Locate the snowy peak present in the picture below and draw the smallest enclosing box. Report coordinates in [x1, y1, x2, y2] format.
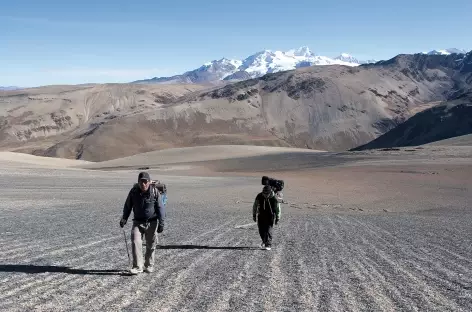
[286, 46, 315, 58]
[334, 53, 360, 64]
[425, 48, 467, 55]
[241, 50, 276, 70]
[238, 47, 361, 78]
[133, 57, 243, 84]
[133, 46, 368, 84]
[174, 57, 243, 82]
[359, 59, 378, 64]
[203, 58, 242, 69]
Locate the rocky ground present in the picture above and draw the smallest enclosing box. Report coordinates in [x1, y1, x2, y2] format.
[0, 147, 471, 311]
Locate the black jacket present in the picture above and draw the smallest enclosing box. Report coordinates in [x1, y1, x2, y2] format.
[252, 192, 281, 224]
[122, 183, 165, 225]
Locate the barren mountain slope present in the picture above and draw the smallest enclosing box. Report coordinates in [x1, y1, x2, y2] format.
[1, 52, 471, 161]
[0, 83, 207, 158]
[351, 91, 472, 150]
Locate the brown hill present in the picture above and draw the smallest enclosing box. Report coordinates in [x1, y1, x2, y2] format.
[0, 52, 471, 161]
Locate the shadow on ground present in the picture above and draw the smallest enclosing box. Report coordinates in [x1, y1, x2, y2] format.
[0, 264, 130, 276]
[157, 244, 260, 250]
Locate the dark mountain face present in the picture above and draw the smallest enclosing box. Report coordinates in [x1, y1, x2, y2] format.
[371, 53, 464, 69]
[351, 92, 472, 150]
[350, 52, 472, 150]
[458, 51, 472, 84]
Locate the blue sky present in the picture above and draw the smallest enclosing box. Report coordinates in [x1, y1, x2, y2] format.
[2, 0, 471, 87]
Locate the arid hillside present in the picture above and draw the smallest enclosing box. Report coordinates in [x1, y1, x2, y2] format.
[0, 52, 471, 161]
[352, 91, 472, 150]
[0, 83, 208, 160]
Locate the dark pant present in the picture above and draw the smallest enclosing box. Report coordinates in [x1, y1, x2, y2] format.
[258, 219, 273, 247]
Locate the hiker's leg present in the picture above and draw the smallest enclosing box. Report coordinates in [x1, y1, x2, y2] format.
[266, 223, 273, 247]
[144, 220, 158, 268]
[259, 219, 269, 246]
[131, 222, 144, 269]
[257, 219, 265, 242]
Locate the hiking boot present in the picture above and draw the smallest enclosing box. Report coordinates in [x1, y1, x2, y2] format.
[144, 266, 154, 273]
[129, 267, 143, 275]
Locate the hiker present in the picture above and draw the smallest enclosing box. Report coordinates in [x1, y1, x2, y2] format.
[120, 171, 165, 274]
[252, 185, 281, 250]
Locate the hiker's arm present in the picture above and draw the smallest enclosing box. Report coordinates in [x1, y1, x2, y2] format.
[122, 190, 133, 220]
[275, 201, 281, 220]
[252, 197, 259, 221]
[155, 194, 165, 227]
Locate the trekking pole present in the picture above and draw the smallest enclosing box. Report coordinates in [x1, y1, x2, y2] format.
[122, 229, 131, 268]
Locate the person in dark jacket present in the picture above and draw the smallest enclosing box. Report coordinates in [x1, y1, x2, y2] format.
[120, 172, 165, 274]
[252, 185, 281, 250]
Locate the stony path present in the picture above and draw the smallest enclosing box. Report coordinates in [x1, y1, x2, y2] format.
[0, 168, 471, 311]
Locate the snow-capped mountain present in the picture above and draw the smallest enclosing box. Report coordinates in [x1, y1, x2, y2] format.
[237, 47, 360, 79]
[334, 53, 380, 65]
[133, 58, 242, 84]
[424, 48, 467, 55]
[334, 53, 360, 64]
[133, 46, 469, 85]
[133, 46, 364, 84]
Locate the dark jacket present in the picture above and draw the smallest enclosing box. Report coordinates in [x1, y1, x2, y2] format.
[122, 183, 165, 225]
[252, 191, 281, 224]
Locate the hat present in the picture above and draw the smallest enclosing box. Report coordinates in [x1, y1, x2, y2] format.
[138, 171, 151, 181]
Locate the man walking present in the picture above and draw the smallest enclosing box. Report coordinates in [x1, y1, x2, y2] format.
[253, 185, 281, 250]
[120, 172, 165, 274]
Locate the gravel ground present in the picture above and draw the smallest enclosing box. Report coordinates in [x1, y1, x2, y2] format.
[0, 166, 471, 311]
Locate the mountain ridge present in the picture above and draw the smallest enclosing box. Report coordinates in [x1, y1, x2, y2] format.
[1, 51, 471, 161]
[132, 46, 370, 85]
[132, 46, 467, 85]
[351, 93, 472, 150]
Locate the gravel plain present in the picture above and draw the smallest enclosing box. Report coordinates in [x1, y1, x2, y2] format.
[0, 150, 471, 311]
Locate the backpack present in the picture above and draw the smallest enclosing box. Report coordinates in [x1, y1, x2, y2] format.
[150, 180, 168, 207]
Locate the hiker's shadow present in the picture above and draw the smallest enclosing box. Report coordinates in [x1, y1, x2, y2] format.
[0, 264, 130, 276]
[157, 244, 260, 250]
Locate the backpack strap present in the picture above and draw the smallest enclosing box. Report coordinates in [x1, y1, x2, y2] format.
[150, 184, 159, 200]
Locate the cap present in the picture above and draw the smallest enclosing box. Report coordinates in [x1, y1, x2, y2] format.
[138, 171, 151, 181]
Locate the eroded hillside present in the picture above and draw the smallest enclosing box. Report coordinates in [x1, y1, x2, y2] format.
[0, 52, 471, 161]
